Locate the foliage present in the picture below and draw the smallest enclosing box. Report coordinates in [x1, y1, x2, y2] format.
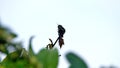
[66, 52, 88, 68]
[0, 24, 88, 68]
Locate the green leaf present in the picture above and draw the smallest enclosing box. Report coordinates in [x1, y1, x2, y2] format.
[28, 36, 35, 56]
[1, 48, 29, 68]
[36, 48, 59, 68]
[1, 58, 28, 68]
[66, 52, 88, 68]
[2, 48, 29, 62]
[0, 25, 17, 42]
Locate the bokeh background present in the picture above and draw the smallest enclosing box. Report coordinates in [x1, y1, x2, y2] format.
[0, 0, 120, 68]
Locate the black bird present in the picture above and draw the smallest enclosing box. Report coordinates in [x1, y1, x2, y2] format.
[52, 25, 66, 48]
[58, 25, 65, 38]
[58, 25, 65, 48]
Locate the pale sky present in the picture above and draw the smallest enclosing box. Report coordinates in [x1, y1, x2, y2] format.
[0, 0, 120, 68]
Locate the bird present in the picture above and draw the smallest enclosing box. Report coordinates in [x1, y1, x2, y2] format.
[58, 25, 65, 38]
[58, 25, 66, 48]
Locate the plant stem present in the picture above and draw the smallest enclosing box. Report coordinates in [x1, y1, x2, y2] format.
[52, 37, 59, 47]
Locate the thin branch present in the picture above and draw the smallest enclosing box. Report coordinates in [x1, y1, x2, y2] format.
[52, 37, 59, 48]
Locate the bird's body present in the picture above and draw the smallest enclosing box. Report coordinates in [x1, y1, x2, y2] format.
[58, 25, 65, 48]
[58, 25, 65, 38]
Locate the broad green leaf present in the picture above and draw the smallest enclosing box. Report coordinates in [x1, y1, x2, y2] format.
[36, 48, 59, 68]
[66, 52, 88, 68]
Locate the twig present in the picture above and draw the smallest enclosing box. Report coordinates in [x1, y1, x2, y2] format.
[52, 37, 59, 48]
